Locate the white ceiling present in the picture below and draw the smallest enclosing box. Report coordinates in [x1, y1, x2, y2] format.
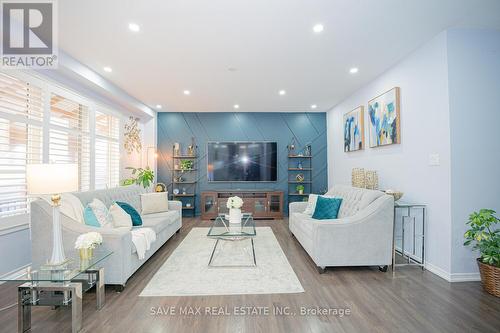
[58, 0, 500, 113]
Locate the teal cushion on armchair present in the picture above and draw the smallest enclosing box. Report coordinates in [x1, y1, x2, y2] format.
[116, 201, 143, 226]
[312, 196, 343, 220]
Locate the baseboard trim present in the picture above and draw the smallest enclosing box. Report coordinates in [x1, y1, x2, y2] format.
[449, 272, 481, 282]
[425, 262, 451, 281]
[423, 262, 481, 282]
[0, 264, 31, 285]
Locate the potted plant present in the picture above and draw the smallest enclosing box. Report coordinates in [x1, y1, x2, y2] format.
[296, 184, 305, 195]
[123, 166, 155, 188]
[180, 160, 194, 171]
[464, 209, 500, 297]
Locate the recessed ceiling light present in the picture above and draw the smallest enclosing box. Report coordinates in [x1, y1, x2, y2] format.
[128, 23, 140, 32]
[349, 67, 359, 74]
[103, 66, 112, 73]
[233, 104, 240, 109]
[183, 90, 191, 95]
[313, 24, 324, 33]
[155, 104, 162, 109]
[279, 90, 286, 96]
[310, 104, 317, 109]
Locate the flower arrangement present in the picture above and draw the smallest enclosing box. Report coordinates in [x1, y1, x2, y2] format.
[75, 232, 103, 250]
[226, 196, 243, 209]
[296, 184, 305, 194]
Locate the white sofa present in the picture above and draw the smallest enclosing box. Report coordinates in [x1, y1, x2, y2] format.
[289, 185, 394, 273]
[31, 185, 182, 288]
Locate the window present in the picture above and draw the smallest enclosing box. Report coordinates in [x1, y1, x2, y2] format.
[49, 93, 91, 191]
[0, 71, 124, 221]
[0, 73, 43, 217]
[94, 110, 120, 189]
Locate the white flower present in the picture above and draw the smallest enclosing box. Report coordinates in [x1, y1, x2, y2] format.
[226, 196, 243, 209]
[74, 232, 103, 249]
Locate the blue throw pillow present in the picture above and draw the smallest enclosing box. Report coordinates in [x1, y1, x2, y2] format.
[84, 206, 101, 227]
[312, 196, 343, 220]
[116, 201, 142, 226]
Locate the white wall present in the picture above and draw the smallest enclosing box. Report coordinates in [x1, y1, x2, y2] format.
[327, 32, 453, 276]
[447, 29, 500, 275]
[121, 116, 157, 182]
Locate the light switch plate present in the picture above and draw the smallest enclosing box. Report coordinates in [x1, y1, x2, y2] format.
[429, 153, 440, 166]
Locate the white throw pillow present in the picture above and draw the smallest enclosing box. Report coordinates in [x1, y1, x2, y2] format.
[88, 198, 112, 228]
[140, 192, 169, 215]
[109, 203, 132, 230]
[304, 194, 319, 215]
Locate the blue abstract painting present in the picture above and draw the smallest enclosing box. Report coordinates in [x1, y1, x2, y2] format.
[343, 106, 364, 152]
[368, 87, 400, 147]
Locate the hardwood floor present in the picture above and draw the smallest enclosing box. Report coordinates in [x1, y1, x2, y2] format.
[1, 217, 499, 333]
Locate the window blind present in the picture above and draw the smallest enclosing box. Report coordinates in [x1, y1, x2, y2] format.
[94, 110, 120, 189]
[49, 93, 90, 191]
[0, 73, 43, 217]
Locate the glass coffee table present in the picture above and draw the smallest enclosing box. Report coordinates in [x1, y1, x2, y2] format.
[207, 213, 257, 267]
[0, 249, 112, 333]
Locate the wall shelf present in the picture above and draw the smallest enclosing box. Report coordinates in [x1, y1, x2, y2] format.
[173, 156, 197, 159]
[288, 148, 313, 204]
[171, 145, 198, 217]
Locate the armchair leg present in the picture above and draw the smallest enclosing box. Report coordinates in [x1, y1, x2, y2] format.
[379, 265, 388, 272]
[317, 266, 326, 274]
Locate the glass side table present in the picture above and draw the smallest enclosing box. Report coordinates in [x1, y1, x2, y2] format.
[392, 202, 426, 274]
[0, 249, 112, 333]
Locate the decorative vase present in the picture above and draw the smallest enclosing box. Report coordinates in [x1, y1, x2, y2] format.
[298, 189, 304, 195]
[229, 208, 242, 224]
[79, 248, 93, 260]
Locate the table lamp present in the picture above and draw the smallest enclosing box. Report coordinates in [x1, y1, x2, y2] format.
[27, 163, 78, 266]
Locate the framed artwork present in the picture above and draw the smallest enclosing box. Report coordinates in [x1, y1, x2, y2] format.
[368, 87, 400, 147]
[343, 106, 364, 152]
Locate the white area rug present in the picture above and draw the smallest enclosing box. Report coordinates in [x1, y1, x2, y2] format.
[140, 227, 304, 296]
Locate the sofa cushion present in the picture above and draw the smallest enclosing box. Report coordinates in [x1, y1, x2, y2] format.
[141, 211, 179, 234]
[83, 206, 100, 227]
[88, 198, 112, 228]
[140, 192, 169, 215]
[116, 202, 143, 226]
[312, 197, 342, 220]
[325, 185, 383, 218]
[109, 203, 132, 230]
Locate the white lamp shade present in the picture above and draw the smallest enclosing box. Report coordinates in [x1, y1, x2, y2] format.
[27, 164, 79, 195]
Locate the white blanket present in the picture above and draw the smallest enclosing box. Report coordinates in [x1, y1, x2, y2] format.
[131, 227, 157, 260]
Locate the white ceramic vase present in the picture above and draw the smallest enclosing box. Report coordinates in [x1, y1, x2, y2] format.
[229, 208, 242, 224]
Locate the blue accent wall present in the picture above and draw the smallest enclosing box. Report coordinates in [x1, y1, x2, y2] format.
[157, 112, 328, 216]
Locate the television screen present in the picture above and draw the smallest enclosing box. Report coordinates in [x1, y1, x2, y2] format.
[207, 142, 277, 182]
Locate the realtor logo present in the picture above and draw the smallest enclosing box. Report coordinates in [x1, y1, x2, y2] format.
[1, 0, 58, 68]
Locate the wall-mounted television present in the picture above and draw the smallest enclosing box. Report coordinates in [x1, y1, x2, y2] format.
[207, 142, 277, 182]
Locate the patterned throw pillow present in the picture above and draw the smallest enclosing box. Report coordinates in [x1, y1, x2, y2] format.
[312, 196, 343, 220]
[88, 198, 112, 228]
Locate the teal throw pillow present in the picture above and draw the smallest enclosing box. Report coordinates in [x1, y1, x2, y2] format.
[84, 206, 101, 227]
[312, 196, 343, 220]
[116, 201, 142, 226]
